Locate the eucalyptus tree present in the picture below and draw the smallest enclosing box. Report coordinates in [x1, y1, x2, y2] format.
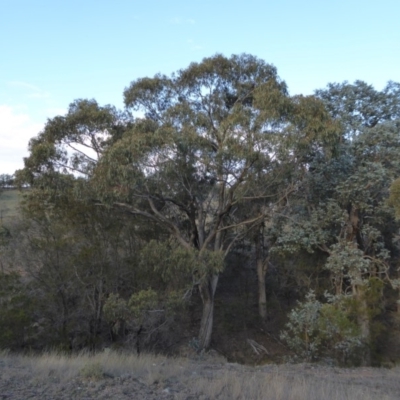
[315, 81, 400, 299]
[17, 99, 128, 186]
[276, 81, 400, 364]
[92, 54, 338, 348]
[315, 80, 400, 137]
[389, 174, 400, 221]
[7, 173, 140, 349]
[18, 54, 338, 350]
[14, 100, 141, 349]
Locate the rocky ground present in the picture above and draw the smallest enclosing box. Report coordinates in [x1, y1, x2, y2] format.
[1, 351, 400, 399]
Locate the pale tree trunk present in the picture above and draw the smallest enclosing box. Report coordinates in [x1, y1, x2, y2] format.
[353, 283, 371, 365]
[358, 299, 371, 365]
[255, 226, 268, 320]
[198, 274, 219, 350]
[347, 207, 371, 365]
[197, 230, 222, 350]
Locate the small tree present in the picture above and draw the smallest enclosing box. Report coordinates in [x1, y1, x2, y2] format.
[281, 291, 364, 365]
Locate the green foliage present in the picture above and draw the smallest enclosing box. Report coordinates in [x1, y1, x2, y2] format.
[139, 239, 224, 287]
[8, 53, 400, 361]
[0, 272, 34, 349]
[315, 80, 400, 137]
[281, 291, 363, 364]
[165, 290, 187, 313]
[325, 242, 371, 285]
[17, 99, 126, 183]
[198, 249, 225, 276]
[273, 200, 344, 255]
[388, 177, 400, 219]
[280, 291, 323, 361]
[3, 184, 144, 350]
[318, 302, 363, 364]
[281, 276, 386, 365]
[365, 277, 385, 319]
[128, 289, 158, 319]
[103, 289, 187, 338]
[139, 240, 195, 283]
[103, 293, 131, 323]
[273, 80, 400, 366]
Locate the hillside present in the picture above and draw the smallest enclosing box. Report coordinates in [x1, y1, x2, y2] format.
[0, 189, 23, 224]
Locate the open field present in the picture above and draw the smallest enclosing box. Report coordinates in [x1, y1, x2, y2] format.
[0, 189, 23, 224]
[1, 350, 399, 399]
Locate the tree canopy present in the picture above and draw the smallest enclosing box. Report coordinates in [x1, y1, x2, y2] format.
[4, 54, 400, 364]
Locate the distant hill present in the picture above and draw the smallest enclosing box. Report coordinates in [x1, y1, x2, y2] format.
[0, 189, 24, 225]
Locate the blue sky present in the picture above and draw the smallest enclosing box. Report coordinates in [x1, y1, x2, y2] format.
[1, 0, 399, 174]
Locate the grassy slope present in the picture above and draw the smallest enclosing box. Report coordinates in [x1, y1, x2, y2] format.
[0, 189, 23, 224]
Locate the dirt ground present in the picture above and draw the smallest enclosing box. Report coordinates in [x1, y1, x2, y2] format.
[1, 351, 400, 400]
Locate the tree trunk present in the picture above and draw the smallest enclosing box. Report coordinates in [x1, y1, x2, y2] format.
[358, 300, 371, 365]
[257, 258, 268, 320]
[359, 301, 371, 364]
[347, 206, 371, 365]
[255, 227, 268, 320]
[353, 284, 371, 365]
[397, 290, 400, 314]
[198, 274, 219, 350]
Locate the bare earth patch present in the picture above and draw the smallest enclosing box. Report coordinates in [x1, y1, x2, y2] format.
[1, 351, 399, 399]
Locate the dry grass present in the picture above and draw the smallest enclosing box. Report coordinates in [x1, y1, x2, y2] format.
[190, 370, 393, 400]
[0, 189, 22, 222]
[1, 349, 399, 399]
[2, 349, 187, 383]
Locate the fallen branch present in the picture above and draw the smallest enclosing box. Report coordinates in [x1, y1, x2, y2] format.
[247, 339, 269, 355]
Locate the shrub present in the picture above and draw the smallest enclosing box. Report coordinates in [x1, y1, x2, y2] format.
[0, 272, 34, 349]
[280, 291, 364, 364]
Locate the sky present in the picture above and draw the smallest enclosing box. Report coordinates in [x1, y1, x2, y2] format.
[1, 0, 399, 174]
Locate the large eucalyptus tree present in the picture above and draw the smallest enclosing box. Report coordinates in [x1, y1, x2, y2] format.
[19, 54, 338, 350]
[92, 54, 338, 348]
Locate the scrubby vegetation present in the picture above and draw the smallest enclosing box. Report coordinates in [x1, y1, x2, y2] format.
[1, 54, 400, 367]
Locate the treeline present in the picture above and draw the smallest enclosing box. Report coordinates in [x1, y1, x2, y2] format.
[0, 174, 15, 189]
[1, 54, 400, 366]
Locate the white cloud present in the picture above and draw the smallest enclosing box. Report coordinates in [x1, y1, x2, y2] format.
[0, 105, 43, 174]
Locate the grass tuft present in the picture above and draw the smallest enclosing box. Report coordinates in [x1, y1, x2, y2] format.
[79, 361, 104, 380]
